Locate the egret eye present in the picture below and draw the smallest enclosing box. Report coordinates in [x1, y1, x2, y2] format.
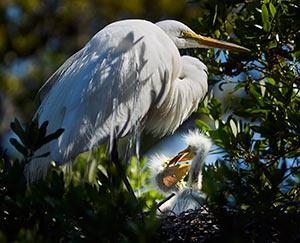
[180, 30, 189, 38]
[27, 19, 247, 201]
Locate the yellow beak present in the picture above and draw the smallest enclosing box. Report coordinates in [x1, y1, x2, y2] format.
[162, 163, 191, 188]
[163, 146, 193, 168]
[161, 145, 195, 187]
[181, 30, 250, 52]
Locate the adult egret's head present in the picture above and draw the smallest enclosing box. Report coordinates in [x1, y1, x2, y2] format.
[156, 20, 250, 52]
[27, 18, 247, 196]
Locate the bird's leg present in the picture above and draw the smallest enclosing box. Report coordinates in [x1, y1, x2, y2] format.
[110, 137, 138, 204]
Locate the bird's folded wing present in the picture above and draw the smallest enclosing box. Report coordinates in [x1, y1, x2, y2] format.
[35, 23, 173, 163]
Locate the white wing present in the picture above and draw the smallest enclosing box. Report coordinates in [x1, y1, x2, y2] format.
[36, 19, 182, 163]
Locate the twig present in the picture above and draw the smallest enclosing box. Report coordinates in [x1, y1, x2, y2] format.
[110, 137, 138, 204]
[156, 193, 176, 212]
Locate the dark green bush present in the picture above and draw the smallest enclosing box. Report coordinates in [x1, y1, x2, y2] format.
[1, 119, 160, 242]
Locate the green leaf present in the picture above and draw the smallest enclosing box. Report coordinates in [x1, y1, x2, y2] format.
[287, 110, 300, 128]
[233, 82, 247, 92]
[269, 2, 276, 18]
[9, 138, 27, 156]
[197, 107, 210, 115]
[28, 119, 40, 150]
[195, 119, 210, 132]
[210, 98, 223, 119]
[250, 85, 264, 107]
[268, 39, 277, 49]
[261, 4, 270, 32]
[39, 121, 49, 138]
[38, 128, 64, 149]
[0, 159, 4, 173]
[10, 118, 26, 146]
[266, 77, 275, 85]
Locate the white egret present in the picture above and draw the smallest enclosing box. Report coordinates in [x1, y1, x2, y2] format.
[26, 19, 249, 181]
[148, 130, 212, 215]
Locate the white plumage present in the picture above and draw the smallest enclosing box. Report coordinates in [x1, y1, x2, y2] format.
[148, 130, 212, 215]
[26, 19, 248, 181]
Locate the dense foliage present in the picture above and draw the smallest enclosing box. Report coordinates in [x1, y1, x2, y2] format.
[1, 0, 300, 242]
[1, 119, 161, 242]
[193, 0, 300, 241]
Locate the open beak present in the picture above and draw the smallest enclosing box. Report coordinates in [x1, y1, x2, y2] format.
[163, 146, 193, 168]
[161, 146, 195, 187]
[181, 30, 250, 52]
[162, 163, 191, 188]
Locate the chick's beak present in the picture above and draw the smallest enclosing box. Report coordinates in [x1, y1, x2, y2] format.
[162, 163, 191, 188]
[161, 145, 195, 188]
[181, 30, 250, 52]
[177, 146, 194, 162]
[163, 146, 193, 168]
